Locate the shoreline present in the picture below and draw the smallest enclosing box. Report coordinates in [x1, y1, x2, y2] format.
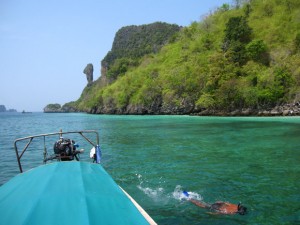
[191, 106, 300, 117]
[44, 104, 300, 117]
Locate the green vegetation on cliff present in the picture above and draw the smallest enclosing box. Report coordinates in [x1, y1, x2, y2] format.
[70, 0, 300, 115]
[102, 22, 181, 79]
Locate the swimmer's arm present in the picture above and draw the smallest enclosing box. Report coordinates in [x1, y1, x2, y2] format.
[189, 199, 210, 208]
[206, 211, 237, 215]
[206, 212, 221, 215]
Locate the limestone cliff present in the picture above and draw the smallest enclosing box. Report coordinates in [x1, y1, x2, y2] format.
[83, 63, 94, 85]
[101, 22, 181, 79]
[48, 1, 300, 116]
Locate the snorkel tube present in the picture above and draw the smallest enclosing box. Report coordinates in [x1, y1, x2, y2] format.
[183, 191, 189, 198]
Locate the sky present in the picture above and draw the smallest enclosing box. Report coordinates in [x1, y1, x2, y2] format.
[0, 0, 229, 112]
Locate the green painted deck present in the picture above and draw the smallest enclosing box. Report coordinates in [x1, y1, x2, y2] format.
[0, 162, 152, 225]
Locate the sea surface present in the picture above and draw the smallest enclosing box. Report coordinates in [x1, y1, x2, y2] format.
[0, 112, 299, 224]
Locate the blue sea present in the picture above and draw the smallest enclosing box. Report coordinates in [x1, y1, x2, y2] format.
[0, 112, 299, 224]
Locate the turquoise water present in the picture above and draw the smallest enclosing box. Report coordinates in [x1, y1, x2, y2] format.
[0, 113, 299, 224]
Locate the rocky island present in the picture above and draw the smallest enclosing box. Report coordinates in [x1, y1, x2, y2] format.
[0, 105, 17, 113]
[45, 1, 300, 116]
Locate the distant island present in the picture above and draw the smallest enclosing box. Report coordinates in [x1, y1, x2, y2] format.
[43, 103, 77, 113]
[0, 105, 17, 113]
[44, 104, 64, 113]
[45, 0, 300, 116]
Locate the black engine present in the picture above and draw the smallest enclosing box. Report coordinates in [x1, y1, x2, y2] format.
[53, 138, 76, 160]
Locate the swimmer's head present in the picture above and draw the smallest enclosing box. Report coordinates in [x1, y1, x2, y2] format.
[237, 203, 247, 215]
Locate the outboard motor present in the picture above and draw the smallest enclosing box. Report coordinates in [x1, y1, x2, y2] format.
[53, 137, 77, 161]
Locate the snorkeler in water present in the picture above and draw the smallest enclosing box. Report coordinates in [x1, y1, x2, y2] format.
[183, 191, 247, 215]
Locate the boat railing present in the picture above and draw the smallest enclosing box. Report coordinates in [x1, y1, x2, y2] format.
[14, 130, 100, 173]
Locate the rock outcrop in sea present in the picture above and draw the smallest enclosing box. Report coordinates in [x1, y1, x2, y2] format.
[44, 103, 78, 113]
[0, 105, 17, 112]
[0, 105, 6, 112]
[83, 64, 93, 86]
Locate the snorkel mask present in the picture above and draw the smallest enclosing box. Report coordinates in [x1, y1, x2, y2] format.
[237, 203, 247, 215]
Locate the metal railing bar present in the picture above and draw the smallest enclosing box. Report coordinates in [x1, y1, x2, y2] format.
[14, 130, 100, 173]
[19, 137, 33, 160]
[79, 132, 96, 147]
